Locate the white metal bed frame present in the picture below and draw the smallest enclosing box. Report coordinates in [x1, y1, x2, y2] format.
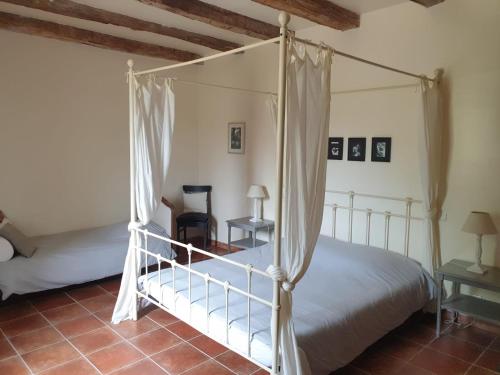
[126, 12, 435, 374]
[128, 189, 424, 373]
[325, 190, 423, 256]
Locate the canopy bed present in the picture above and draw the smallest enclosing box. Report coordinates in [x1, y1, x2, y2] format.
[0, 199, 175, 300]
[112, 12, 444, 375]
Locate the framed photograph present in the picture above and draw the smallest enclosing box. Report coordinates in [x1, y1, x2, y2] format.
[371, 137, 392, 162]
[328, 137, 344, 160]
[347, 138, 366, 161]
[228, 122, 245, 154]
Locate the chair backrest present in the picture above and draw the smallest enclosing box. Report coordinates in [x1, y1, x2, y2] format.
[182, 185, 212, 214]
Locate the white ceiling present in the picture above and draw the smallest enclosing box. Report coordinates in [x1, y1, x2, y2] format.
[0, 0, 408, 57]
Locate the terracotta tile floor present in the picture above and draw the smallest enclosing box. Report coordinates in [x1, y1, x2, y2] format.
[1, 282, 498, 375]
[0, 280, 264, 375]
[332, 315, 500, 375]
[0, 240, 498, 375]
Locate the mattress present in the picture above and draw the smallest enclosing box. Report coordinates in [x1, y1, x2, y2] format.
[139, 235, 436, 374]
[0, 221, 174, 300]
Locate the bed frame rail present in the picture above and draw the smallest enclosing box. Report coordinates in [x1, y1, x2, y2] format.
[132, 227, 274, 372]
[324, 190, 423, 257]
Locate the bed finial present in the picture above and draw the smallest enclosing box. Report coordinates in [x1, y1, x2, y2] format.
[127, 59, 134, 70]
[278, 11, 290, 27]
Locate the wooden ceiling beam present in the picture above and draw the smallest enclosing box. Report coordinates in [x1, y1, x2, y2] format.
[0, 11, 201, 61]
[410, 0, 445, 7]
[1, 0, 241, 51]
[252, 0, 359, 31]
[138, 0, 280, 40]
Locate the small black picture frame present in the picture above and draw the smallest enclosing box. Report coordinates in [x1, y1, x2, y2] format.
[328, 137, 344, 160]
[371, 137, 392, 162]
[227, 122, 245, 154]
[347, 138, 366, 161]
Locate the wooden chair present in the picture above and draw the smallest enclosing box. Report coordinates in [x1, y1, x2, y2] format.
[176, 185, 212, 249]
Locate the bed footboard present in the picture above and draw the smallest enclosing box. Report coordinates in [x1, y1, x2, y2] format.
[131, 227, 274, 373]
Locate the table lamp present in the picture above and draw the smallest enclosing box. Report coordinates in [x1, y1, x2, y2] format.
[247, 185, 266, 222]
[462, 211, 497, 274]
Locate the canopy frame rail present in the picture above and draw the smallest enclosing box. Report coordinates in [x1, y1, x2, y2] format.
[292, 36, 437, 83]
[133, 227, 274, 373]
[133, 33, 436, 84]
[325, 190, 423, 257]
[134, 36, 281, 76]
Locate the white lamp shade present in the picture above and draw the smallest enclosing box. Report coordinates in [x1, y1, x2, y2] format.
[247, 185, 266, 199]
[462, 211, 497, 235]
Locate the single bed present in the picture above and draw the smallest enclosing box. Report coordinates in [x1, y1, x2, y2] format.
[139, 234, 436, 374]
[0, 198, 176, 300]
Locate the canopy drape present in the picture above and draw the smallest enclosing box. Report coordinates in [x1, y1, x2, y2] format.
[112, 77, 175, 324]
[268, 41, 333, 375]
[418, 74, 444, 275]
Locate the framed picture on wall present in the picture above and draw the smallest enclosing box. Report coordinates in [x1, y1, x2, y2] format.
[228, 122, 245, 154]
[371, 137, 392, 162]
[347, 138, 366, 161]
[328, 137, 344, 160]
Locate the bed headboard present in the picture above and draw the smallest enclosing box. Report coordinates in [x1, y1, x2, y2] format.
[322, 190, 424, 260]
[152, 197, 176, 239]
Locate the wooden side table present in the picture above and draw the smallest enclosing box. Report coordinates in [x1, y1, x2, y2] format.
[226, 217, 274, 252]
[436, 259, 500, 336]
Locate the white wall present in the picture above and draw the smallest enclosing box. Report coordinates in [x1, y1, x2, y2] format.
[193, 0, 500, 275]
[298, 0, 500, 270]
[0, 31, 198, 236]
[194, 44, 278, 242]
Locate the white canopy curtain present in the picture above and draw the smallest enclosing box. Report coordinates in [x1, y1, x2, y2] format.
[268, 41, 333, 375]
[418, 72, 444, 276]
[112, 77, 175, 324]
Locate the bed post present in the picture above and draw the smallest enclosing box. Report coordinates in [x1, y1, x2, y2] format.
[127, 59, 139, 321]
[271, 11, 289, 375]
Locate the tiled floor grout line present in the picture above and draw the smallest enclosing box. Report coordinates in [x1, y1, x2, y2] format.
[465, 335, 498, 375]
[63, 285, 213, 374]
[92, 284, 247, 374]
[393, 321, 500, 375]
[107, 357, 171, 375]
[162, 318, 263, 375]
[29, 297, 106, 375]
[119, 256, 267, 374]
[74, 289, 189, 375]
[395, 325, 490, 362]
[349, 322, 469, 375]
[0, 325, 36, 375]
[1, 309, 114, 357]
[7, 283, 498, 375]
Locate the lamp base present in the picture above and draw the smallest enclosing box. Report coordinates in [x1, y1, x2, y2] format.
[249, 217, 263, 223]
[466, 263, 487, 275]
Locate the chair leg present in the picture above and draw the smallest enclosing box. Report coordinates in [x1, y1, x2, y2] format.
[203, 227, 207, 250]
[206, 224, 210, 249]
[208, 219, 211, 248]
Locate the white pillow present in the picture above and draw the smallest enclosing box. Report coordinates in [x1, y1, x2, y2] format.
[183, 192, 206, 213]
[0, 237, 14, 262]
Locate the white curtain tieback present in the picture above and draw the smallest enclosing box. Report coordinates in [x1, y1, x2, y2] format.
[425, 208, 438, 219]
[128, 222, 142, 231]
[266, 265, 295, 292]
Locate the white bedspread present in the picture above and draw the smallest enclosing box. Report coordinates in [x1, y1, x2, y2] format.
[140, 235, 436, 374]
[0, 222, 174, 300]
